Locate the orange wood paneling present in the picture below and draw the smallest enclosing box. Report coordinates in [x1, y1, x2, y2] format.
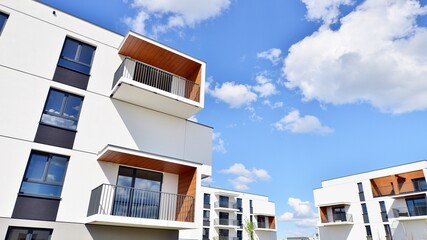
[370, 170, 425, 197]
[320, 207, 328, 223]
[119, 35, 202, 84]
[98, 150, 195, 175]
[269, 216, 276, 229]
[176, 168, 197, 222]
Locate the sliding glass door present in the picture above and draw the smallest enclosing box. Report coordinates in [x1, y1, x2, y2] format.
[113, 166, 162, 219]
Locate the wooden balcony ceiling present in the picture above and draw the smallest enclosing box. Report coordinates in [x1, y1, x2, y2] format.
[98, 149, 195, 175]
[119, 34, 201, 82]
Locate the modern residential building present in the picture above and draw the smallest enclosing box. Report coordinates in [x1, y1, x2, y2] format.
[180, 186, 277, 240]
[0, 0, 213, 239]
[314, 161, 427, 240]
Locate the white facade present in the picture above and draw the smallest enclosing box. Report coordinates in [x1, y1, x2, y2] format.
[180, 186, 277, 240]
[314, 161, 427, 240]
[0, 0, 212, 239]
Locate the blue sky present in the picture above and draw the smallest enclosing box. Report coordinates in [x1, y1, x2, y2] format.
[40, 0, 427, 238]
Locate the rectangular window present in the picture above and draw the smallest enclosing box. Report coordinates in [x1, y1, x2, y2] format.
[237, 213, 242, 227]
[358, 182, 365, 201]
[203, 210, 210, 226]
[19, 151, 69, 198]
[384, 224, 392, 240]
[219, 212, 229, 225]
[219, 229, 229, 237]
[237, 230, 243, 240]
[412, 178, 427, 192]
[405, 197, 427, 216]
[219, 196, 229, 208]
[332, 206, 346, 222]
[250, 199, 253, 214]
[366, 225, 372, 239]
[0, 12, 8, 35]
[58, 37, 96, 75]
[237, 198, 242, 212]
[362, 203, 370, 223]
[6, 227, 52, 240]
[204, 193, 210, 208]
[202, 228, 209, 240]
[41, 89, 83, 130]
[380, 201, 388, 222]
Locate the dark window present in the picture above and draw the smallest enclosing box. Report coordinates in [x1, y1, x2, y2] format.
[257, 215, 266, 228]
[202, 228, 209, 240]
[405, 197, 427, 216]
[204, 193, 210, 208]
[41, 89, 83, 130]
[366, 225, 372, 239]
[380, 201, 388, 222]
[237, 230, 243, 240]
[19, 151, 69, 198]
[203, 210, 210, 226]
[219, 229, 229, 237]
[332, 206, 346, 222]
[0, 12, 8, 35]
[112, 166, 162, 219]
[362, 203, 370, 223]
[412, 178, 427, 191]
[58, 37, 96, 75]
[6, 227, 52, 240]
[384, 224, 392, 240]
[237, 198, 242, 212]
[219, 196, 229, 208]
[237, 213, 242, 227]
[358, 182, 365, 201]
[219, 212, 229, 225]
[250, 199, 253, 214]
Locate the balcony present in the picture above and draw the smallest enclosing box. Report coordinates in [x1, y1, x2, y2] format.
[86, 184, 195, 229]
[111, 57, 202, 118]
[375, 182, 427, 198]
[391, 205, 427, 220]
[214, 201, 239, 211]
[219, 237, 238, 240]
[321, 213, 353, 225]
[214, 218, 240, 228]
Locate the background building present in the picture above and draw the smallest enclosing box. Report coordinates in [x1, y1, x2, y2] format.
[180, 186, 277, 240]
[0, 0, 212, 239]
[314, 161, 427, 240]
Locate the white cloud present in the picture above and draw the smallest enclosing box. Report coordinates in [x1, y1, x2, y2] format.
[123, 0, 231, 36]
[257, 48, 283, 65]
[263, 100, 283, 109]
[274, 110, 333, 134]
[302, 0, 353, 25]
[206, 81, 257, 108]
[284, 0, 427, 114]
[212, 132, 226, 153]
[279, 197, 318, 228]
[220, 163, 271, 191]
[253, 74, 278, 98]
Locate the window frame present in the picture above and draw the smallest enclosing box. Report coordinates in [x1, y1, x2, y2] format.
[0, 11, 8, 36]
[40, 88, 84, 131]
[6, 226, 53, 240]
[19, 151, 69, 199]
[58, 37, 96, 75]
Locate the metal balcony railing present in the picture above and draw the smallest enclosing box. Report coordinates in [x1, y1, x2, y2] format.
[214, 218, 240, 226]
[392, 205, 427, 218]
[219, 237, 238, 240]
[373, 181, 427, 197]
[322, 213, 353, 223]
[87, 184, 194, 222]
[113, 58, 200, 102]
[214, 201, 238, 209]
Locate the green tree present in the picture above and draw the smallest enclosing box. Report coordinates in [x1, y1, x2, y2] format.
[244, 218, 255, 240]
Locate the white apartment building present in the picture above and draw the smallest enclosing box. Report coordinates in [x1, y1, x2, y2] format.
[314, 161, 427, 240]
[180, 186, 277, 240]
[0, 0, 213, 239]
